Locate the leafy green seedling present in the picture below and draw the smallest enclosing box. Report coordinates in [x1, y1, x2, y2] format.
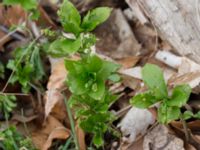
[0, 95, 16, 119]
[47, 0, 121, 147]
[0, 126, 36, 150]
[48, 0, 111, 57]
[130, 64, 191, 124]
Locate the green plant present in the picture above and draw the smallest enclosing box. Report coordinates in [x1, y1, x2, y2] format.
[47, 0, 120, 147]
[0, 126, 36, 150]
[0, 95, 16, 119]
[6, 43, 45, 93]
[130, 64, 192, 124]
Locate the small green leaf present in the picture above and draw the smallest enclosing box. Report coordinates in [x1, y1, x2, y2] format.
[194, 111, 200, 119]
[108, 74, 121, 82]
[85, 55, 103, 72]
[167, 84, 191, 107]
[142, 64, 168, 99]
[30, 47, 45, 80]
[65, 59, 84, 75]
[58, 0, 82, 35]
[93, 132, 104, 148]
[158, 103, 180, 124]
[88, 79, 105, 100]
[130, 93, 157, 108]
[48, 37, 81, 57]
[81, 7, 112, 31]
[183, 111, 193, 120]
[98, 61, 120, 81]
[67, 74, 88, 95]
[0, 95, 16, 118]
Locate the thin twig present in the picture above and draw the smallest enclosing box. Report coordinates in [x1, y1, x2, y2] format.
[180, 114, 189, 142]
[21, 108, 31, 137]
[0, 92, 30, 96]
[115, 105, 132, 118]
[0, 25, 25, 41]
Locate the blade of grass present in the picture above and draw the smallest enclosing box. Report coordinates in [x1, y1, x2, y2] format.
[62, 136, 72, 150]
[63, 94, 80, 150]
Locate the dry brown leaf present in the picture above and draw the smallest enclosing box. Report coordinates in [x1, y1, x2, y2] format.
[45, 89, 63, 119]
[42, 127, 70, 150]
[75, 124, 86, 150]
[0, 4, 26, 26]
[31, 115, 70, 149]
[47, 58, 67, 90]
[117, 56, 140, 69]
[168, 72, 200, 93]
[44, 58, 67, 119]
[0, 4, 26, 49]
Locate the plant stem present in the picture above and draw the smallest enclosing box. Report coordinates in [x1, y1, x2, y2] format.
[180, 114, 189, 142]
[63, 94, 80, 150]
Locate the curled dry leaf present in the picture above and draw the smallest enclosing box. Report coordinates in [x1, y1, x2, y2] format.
[31, 115, 70, 149]
[42, 127, 70, 150]
[44, 58, 67, 119]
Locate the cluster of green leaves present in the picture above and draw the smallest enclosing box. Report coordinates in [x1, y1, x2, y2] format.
[0, 126, 36, 150]
[47, 0, 120, 147]
[48, 0, 111, 57]
[3, 0, 39, 20]
[0, 95, 16, 119]
[66, 55, 120, 147]
[130, 64, 192, 124]
[7, 45, 45, 93]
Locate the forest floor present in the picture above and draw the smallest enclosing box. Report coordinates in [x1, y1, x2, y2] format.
[0, 0, 200, 150]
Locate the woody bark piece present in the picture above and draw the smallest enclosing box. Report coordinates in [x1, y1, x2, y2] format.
[126, 0, 200, 64]
[125, 0, 148, 24]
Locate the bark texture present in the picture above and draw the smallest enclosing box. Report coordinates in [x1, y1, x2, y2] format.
[127, 0, 200, 63]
